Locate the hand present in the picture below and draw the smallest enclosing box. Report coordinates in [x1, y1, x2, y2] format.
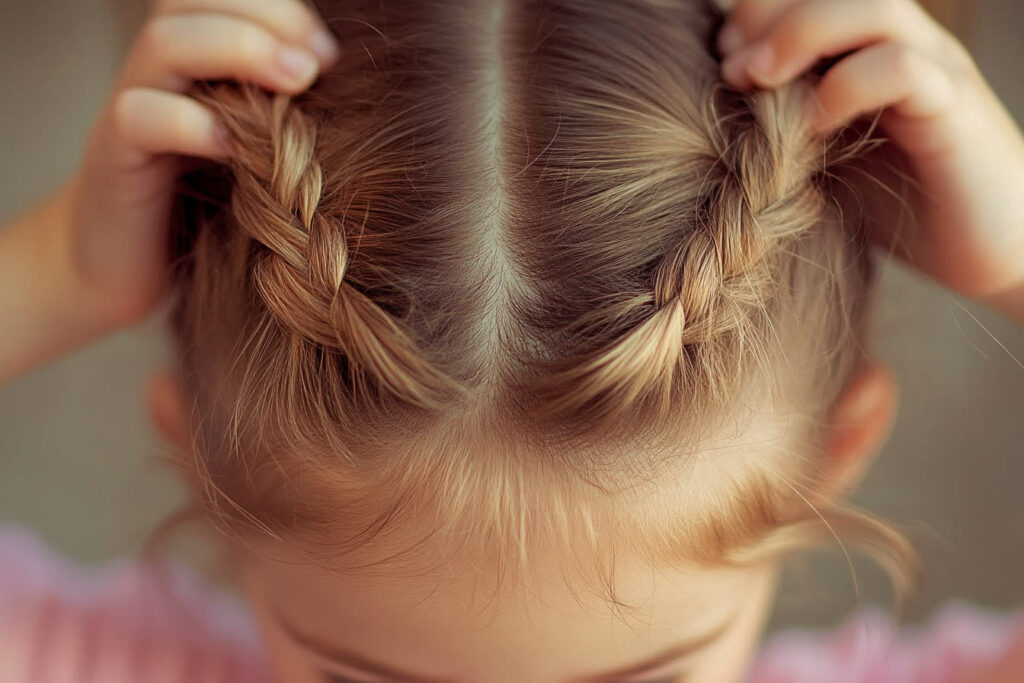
[65, 0, 339, 327]
[716, 0, 1024, 308]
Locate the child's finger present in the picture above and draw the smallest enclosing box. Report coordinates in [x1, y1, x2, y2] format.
[721, 0, 933, 89]
[718, 0, 799, 54]
[121, 13, 322, 94]
[808, 42, 956, 133]
[155, 0, 339, 64]
[113, 88, 232, 163]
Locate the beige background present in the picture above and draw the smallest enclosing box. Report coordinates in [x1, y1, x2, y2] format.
[0, 1, 1021, 632]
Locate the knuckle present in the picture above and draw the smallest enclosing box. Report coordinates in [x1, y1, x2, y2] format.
[868, 0, 900, 23]
[137, 16, 173, 57]
[763, 1, 805, 24]
[110, 89, 142, 137]
[727, 0, 763, 36]
[287, 4, 321, 37]
[225, 23, 276, 65]
[939, 33, 979, 77]
[112, 89, 138, 125]
[886, 42, 924, 82]
[778, 5, 818, 51]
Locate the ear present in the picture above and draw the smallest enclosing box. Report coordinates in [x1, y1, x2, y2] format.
[818, 363, 899, 500]
[146, 369, 190, 453]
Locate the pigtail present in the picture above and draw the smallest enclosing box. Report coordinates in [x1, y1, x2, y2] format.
[525, 80, 827, 429]
[194, 84, 463, 411]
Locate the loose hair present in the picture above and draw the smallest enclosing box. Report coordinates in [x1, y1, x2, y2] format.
[168, 0, 915, 603]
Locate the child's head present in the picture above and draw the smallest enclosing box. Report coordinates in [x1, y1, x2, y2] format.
[155, 0, 913, 680]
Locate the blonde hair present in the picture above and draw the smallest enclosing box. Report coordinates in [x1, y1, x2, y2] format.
[169, 0, 915, 601]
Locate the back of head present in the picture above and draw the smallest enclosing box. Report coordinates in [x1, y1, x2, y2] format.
[170, 0, 904, 589]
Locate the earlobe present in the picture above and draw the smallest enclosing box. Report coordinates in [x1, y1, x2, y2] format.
[146, 369, 190, 452]
[820, 364, 899, 499]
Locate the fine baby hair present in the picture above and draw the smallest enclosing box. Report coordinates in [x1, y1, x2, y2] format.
[167, 0, 913, 603]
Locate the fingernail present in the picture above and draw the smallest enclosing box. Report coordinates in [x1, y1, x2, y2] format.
[311, 29, 340, 64]
[717, 22, 745, 55]
[747, 43, 776, 82]
[277, 46, 319, 82]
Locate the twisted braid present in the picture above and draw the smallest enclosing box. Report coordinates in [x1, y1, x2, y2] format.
[654, 85, 825, 332]
[197, 85, 462, 410]
[528, 82, 830, 426]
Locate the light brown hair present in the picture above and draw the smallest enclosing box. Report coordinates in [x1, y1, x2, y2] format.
[169, 0, 914, 599]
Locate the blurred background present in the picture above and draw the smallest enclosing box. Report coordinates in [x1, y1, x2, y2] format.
[0, 0, 1021, 632]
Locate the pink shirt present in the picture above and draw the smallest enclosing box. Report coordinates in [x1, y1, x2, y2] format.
[1, 525, 1021, 683]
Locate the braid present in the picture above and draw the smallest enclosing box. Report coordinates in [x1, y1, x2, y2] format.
[196, 84, 462, 410]
[657, 82, 826, 336]
[526, 82, 828, 427]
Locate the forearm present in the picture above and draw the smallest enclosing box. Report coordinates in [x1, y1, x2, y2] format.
[0, 185, 121, 384]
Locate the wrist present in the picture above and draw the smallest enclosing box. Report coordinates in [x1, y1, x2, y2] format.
[0, 184, 120, 381]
